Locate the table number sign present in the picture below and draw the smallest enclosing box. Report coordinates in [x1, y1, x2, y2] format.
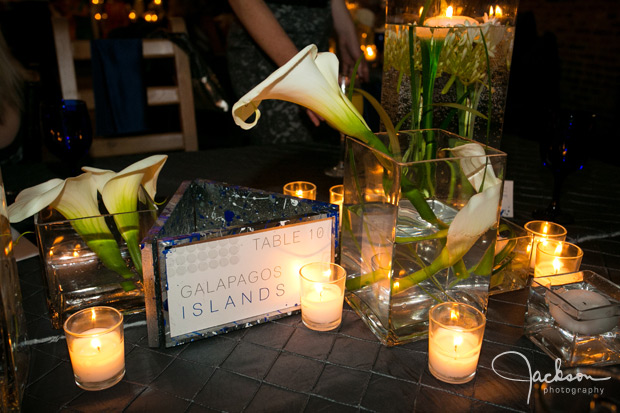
[142, 180, 338, 347]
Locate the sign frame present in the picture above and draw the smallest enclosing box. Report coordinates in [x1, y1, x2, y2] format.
[142, 180, 339, 347]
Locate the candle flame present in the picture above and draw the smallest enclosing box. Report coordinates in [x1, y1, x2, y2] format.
[554, 242, 563, 255]
[543, 223, 549, 235]
[495, 6, 503, 17]
[446, 6, 453, 17]
[364, 45, 377, 61]
[91, 308, 97, 322]
[91, 338, 102, 352]
[489, 6, 493, 16]
[295, 189, 303, 198]
[450, 309, 458, 320]
[419, 6, 424, 16]
[553, 258, 562, 274]
[453, 334, 463, 353]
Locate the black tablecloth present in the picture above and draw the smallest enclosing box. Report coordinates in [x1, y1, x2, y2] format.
[5, 133, 620, 412]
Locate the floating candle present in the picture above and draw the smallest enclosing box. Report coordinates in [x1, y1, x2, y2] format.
[416, 6, 478, 40]
[548, 289, 620, 335]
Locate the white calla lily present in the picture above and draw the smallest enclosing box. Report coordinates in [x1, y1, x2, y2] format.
[82, 154, 167, 204]
[232, 44, 389, 154]
[449, 143, 502, 191]
[8, 173, 135, 281]
[82, 154, 167, 272]
[445, 181, 501, 261]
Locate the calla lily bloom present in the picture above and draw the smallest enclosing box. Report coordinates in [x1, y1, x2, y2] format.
[8, 174, 135, 282]
[232, 44, 389, 154]
[397, 143, 502, 289]
[83, 154, 167, 272]
[449, 142, 502, 191]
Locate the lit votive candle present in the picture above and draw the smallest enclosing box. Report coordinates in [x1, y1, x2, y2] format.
[524, 220, 567, 269]
[534, 240, 583, 278]
[428, 302, 486, 384]
[283, 181, 316, 200]
[63, 306, 125, 391]
[299, 262, 346, 331]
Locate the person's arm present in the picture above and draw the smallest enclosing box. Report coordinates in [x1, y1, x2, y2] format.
[228, 0, 299, 67]
[331, 0, 369, 82]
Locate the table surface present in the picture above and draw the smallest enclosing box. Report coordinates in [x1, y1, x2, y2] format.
[5, 132, 620, 412]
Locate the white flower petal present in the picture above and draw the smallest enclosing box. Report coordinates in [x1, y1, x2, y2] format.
[446, 182, 501, 261]
[8, 178, 65, 223]
[82, 154, 167, 201]
[450, 143, 502, 191]
[232, 44, 372, 141]
[101, 173, 144, 214]
[51, 173, 101, 220]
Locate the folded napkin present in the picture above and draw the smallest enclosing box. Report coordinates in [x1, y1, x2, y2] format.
[91, 39, 147, 136]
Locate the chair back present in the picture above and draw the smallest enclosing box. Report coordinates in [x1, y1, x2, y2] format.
[51, 17, 198, 157]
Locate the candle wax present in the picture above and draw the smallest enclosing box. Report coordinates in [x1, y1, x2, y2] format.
[534, 261, 570, 278]
[68, 328, 125, 383]
[548, 289, 620, 335]
[301, 284, 344, 325]
[424, 15, 478, 27]
[429, 329, 481, 381]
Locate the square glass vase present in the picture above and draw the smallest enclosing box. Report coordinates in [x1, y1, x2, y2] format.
[341, 129, 507, 346]
[525, 271, 620, 367]
[35, 189, 158, 329]
[489, 218, 532, 296]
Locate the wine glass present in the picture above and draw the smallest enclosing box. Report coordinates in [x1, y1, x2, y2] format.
[40, 99, 93, 177]
[533, 109, 596, 225]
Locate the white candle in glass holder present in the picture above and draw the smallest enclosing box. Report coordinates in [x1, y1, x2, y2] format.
[283, 181, 316, 200]
[64, 306, 125, 391]
[534, 240, 582, 278]
[68, 328, 125, 383]
[428, 302, 485, 384]
[428, 329, 481, 379]
[299, 262, 346, 331]
[525, 221, 567, 269]
[301, 283, 344, 325]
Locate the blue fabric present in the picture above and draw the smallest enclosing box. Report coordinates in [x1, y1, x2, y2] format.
[91, 39, 147, 136]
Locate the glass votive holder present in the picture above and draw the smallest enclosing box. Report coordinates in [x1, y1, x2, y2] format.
[329, 184, 344, 205]
[534, 240, 583, 278]
[283, 181, 316, 200]
[524, 220, 567, 269]
[299, 262, 346, 331]
[63, 306, 125, 391]
[428, 302, 486, 384]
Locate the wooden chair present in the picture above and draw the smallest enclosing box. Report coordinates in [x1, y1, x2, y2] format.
[51, 17, 198, 157]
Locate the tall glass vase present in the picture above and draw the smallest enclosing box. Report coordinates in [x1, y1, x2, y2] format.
[340, 130, 506, 346]
[381, 0, 519, 149]
[0, 169, 29, 411]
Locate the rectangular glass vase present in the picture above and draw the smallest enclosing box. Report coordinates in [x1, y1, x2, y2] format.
[341, 130, 506, 346]
[34, 189, 157, 329]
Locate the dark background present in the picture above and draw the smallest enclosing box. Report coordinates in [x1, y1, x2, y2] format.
[1, 0, 618, 163]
